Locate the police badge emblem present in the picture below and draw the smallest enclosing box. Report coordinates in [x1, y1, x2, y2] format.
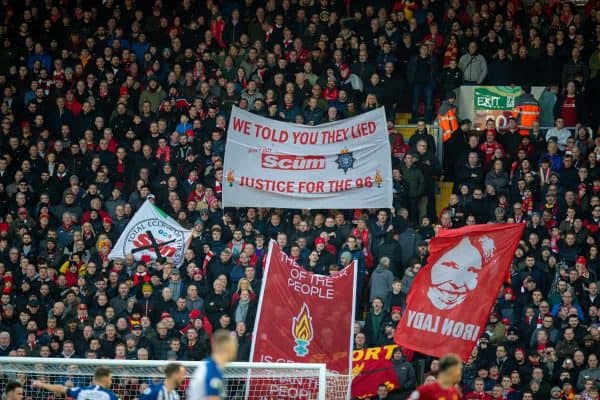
[335, 147, 356, 174]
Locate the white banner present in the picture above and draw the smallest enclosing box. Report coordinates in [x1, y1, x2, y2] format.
[222, 107, 393, 209]
[108, 200, 192, 265]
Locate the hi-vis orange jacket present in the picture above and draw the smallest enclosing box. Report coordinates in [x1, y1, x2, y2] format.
[437, 100, 459, 142]
[512, 93, 540, 136]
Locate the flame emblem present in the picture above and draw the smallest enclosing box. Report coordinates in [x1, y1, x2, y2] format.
[375, 170, 383, 188]
[292, 303, 314, 357]
[226, 169, 235, 187]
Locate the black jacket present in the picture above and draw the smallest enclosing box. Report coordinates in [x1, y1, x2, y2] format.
[204, 291, 231, 327]
[231, 299, 258, 332]
[440, 67, 463, 93]
[393, 358, 417, 398]
[407, 54, 438, 85]
[363, 310, 391, 347]
[487, 58, 512, 85]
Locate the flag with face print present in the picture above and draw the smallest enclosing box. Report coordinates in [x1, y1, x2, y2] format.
[395, 223, 524, 360]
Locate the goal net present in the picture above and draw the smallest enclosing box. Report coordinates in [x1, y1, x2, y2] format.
[0, 357, 351, 400]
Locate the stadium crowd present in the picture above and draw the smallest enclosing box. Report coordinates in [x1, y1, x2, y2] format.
[0, 0, 598, 399]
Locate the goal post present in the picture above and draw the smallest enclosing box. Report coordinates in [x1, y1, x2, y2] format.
[0, 357, 350, 400]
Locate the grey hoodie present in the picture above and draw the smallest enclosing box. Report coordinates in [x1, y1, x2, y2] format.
[402, 267, 417, 295]
[369, 264, 395, 303]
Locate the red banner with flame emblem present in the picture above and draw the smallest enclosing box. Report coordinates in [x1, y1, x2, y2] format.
[249, 240, 357, 399]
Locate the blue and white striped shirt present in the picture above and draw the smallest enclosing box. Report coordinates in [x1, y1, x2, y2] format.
[187, 358, 225, 399]
[140, 383, 180, 400]
[66, 385, 118, 400]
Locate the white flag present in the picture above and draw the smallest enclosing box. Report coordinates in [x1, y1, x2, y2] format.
[222, 106, 393, 209]
[108, 200, 192, 265]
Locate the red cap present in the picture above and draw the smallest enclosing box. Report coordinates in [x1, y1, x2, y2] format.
[340, 64, 350, 73]
[576, 256, 587, 266]
[102, 216, 112, 225]
[141, 254, 152, 264]
[501, 317, 511, 325]
[2, 286, 11, 295]
[20, 121, 29, 128]
[119, 86, 128, 96]
[160, 312, 171, 321]
[314, 237, 326, 246]
[17, 207, 28, 215]
[391, 306, 402, 314]
[536, 344, 546, 352]
[189, 309, 201, 320]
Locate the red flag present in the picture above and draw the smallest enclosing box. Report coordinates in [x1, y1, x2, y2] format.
[250, 240, 357, 398]
[351, 345, 400, 399]
[394, 224, 524, 360]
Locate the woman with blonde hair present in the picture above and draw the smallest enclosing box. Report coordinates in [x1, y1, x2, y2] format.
[362, 93, 379, 112]
[92, 234, 112, 267]
[81, 222, 97, 249]
[231, 277, 256, 304]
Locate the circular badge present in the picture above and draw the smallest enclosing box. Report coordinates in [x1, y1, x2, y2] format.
[123, 219, 187, 265]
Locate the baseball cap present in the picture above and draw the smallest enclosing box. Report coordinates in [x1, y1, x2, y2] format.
[391, 306, 402, 314]
[189, 309, 201, 320]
